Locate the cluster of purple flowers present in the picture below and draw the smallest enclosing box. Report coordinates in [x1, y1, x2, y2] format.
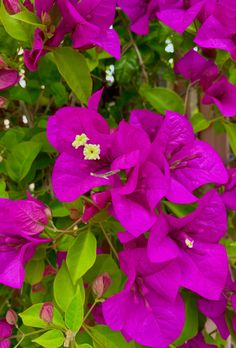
[119, 0, 236, 61]
[175, 49, 236, 117]
[20, 0, 120, 71]
[0, 194, 50, 289]
[45, 89, 236, 347]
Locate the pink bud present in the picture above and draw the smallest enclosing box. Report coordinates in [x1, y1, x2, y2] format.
[92, 272, 112, 298]
[0, 97, 8, 109]
[3, 0, 21, 15]
[39, 302, 54, 324]
[0, 58, 7, 69]
[6, 309, 18, 326]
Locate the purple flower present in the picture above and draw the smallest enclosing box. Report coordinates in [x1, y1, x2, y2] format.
[203, 76, 236, 117]
[0, 196, 50, 288]
[152, 111, 228, 203]
[56, 0, 120, 59]
[156, 0, 204, 34]
[0, 58, 19, 91]
[195, 14, 236, 60]
[129, 109, 163, 141]
[175, 50, 236, 117]
[221, 169, 236, 210]
[102, 247, 184, 348]
[174, 49, 218, 90]
[180, 332, 217, 348]
[118, 0, 159, 35]
[24, 29, 47, 72]
[110, 161, 168, 237]
[148, 190, 228, 300]
[198, 274, 236, 340]
[0, 320, 12, 348]
[34, 0, 55, 18]
[47, 105, 151, 202]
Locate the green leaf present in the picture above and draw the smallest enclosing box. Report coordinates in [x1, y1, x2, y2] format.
[32, 329, 64, 348]
[224, 123, 236, 156]
[139, 85, 184, 114]
[174, 292, 198, 346]
[0, 180, 8, 198]
[163, 201, 197, 217]
[90, 325, 135, 348]
[20, 303, 65, 329]
[5, 141, 41, 182]
[65, 291, 84, 333]
[12, 9, 44, 28]
[54, 262, 75, 312]
[0, 128, 26, 150]
[67, 231, 97, 284]
[190, 112, 211, 133]
[31, 132, 56, 153]
[53, 47, 92, 104]
[76, 345, 93, 348]
[25, 259, 45, 285]
[0, 3, 31, 42]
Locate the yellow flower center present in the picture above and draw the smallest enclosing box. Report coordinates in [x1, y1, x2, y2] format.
[185, 238, 194, 249]
[83, 144, 101, 160]
[72, 133, 89, 149]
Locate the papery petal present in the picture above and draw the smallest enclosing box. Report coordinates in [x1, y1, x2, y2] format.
[129, 109, 163, 141]
[179, 242, 228, 300]
[157, 1, 203, 34]
[203, 76, 236, 117]
[94, 28, 121, 60]
[88, 88, 104, 111]
[194, 16, 235, 57]
[171, 139, 228, 191]
[0, 69, 19, 90]
[52, 153, 109, 202]
[148, 215, 180, 263]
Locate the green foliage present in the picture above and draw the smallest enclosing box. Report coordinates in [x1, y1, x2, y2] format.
[66, 231, 97, 284]
[53, 47, 92, 104]
[139, 85, 184, 114]
[32, 329, 65, 348]
[5, 141, 42, 182]
[65, 291, 84, 333]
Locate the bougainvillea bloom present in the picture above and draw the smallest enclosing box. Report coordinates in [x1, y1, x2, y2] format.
[156, 0, 204, 34]
[3, 0, 20, 14]
[0, 58, 19, 91]
[152, 111, 228, 203]
[56, 0, 120, 59]
[180, 332, 217, 347]
[0, 196, 50, 288]
[47, 103, 151, 202]
[175, 49, 236, 116]
[0, 320, 13, 348]
[148, 190, 228, 300]
[195, 15, 236, 60]
[118, 0, 159, 35]
[102, 247, 184, 348]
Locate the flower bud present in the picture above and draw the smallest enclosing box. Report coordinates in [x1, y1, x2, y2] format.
[0, 96, 8, 109]
[39, 302, 54, 324]
[92, 272, 112, 298]
[6, 309, 18, 326]
[3, 0, 21, 15]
